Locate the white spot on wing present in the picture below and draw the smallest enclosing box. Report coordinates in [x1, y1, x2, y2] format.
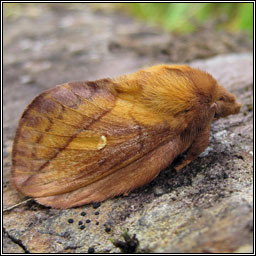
[97, 135, 107, 150]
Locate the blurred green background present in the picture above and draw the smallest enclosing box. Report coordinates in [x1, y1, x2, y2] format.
[4, 2, 253, 36]
[119, 3, 253, 35]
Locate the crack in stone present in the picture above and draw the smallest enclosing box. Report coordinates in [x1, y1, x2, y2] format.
[3, 227, 30, 253]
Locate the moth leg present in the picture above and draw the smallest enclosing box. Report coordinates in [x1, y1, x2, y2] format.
[175, 124, 211, 172]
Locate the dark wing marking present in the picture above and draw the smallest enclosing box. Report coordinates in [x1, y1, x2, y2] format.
[11, 79, 179, 208]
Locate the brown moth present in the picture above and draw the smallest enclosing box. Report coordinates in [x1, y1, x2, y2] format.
[11, 65, 241, 209]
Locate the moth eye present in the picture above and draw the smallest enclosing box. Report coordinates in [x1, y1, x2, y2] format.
[218, 95, 236, 103]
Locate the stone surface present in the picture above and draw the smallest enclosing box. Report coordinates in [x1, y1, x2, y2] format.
[3, 4, 253, 253]
[3, 232, 25, 253]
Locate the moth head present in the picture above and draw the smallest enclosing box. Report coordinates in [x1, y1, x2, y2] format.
[214, 85, 241, 119]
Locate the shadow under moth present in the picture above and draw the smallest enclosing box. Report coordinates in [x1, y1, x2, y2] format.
[11, 65, 241, 209]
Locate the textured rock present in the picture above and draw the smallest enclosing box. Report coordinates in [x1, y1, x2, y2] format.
[3, 232, 25, 253]
[3, 4, 253, 253]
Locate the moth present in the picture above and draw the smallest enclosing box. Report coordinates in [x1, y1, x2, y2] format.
[11, 65, 241, 209]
